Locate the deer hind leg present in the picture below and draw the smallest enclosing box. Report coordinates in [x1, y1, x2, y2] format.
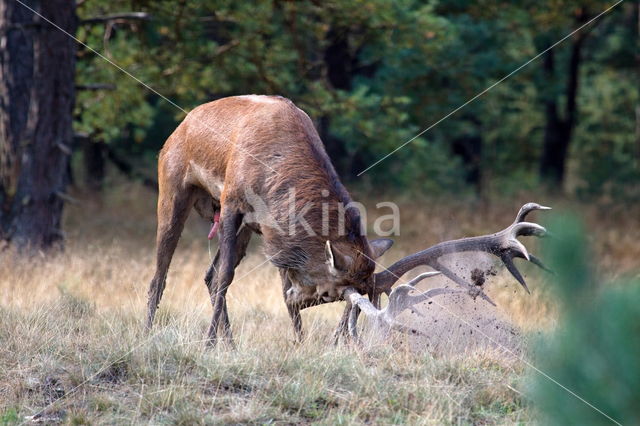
[145, 186, 194, 330]
[204, 224, 252, 345]
[206, 209, 245, 346]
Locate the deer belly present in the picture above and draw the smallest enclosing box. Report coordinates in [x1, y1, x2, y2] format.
[186, 161, 224, 199]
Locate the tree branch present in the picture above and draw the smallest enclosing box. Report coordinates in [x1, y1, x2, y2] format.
[81, 12, 151, 25]
[76, 83, 116, 91]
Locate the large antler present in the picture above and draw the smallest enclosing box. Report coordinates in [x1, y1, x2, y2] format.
[337, 203, 550, 341]
[374, 202, 550, 305]
[343, 272, 462, 339]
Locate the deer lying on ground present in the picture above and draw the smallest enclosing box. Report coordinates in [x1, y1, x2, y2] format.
[146, 95, 549, 344]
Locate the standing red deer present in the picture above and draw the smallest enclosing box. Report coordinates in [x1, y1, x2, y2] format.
[146, 94, 549, 345]
[145, 95, 394, 344]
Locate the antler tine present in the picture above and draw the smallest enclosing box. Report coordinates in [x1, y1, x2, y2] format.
[373, 202, 551, 298]
[501, 250, 552, 292]
[405, 271, 441, 287]
[529, 254, 552, 273]
[501, 253, 530, 294]
[342, 272, 457, 339]
[386, 285, 462, 317]
[515, 203, 551, 223]
[498, 211, 549, 291]
[343, 288, 381, 318]
[511, 222, 547, 238]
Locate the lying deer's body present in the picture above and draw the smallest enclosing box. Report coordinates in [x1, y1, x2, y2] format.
[146, 95, 392, 343]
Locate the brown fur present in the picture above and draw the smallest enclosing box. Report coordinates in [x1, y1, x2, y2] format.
[145, 95, 389, 344]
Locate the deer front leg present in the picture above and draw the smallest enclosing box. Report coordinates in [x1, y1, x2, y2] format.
[332, 304, 350, 345]
[281, 269, 305, 342]
[207, 210, 243, 346]
[333, 302, 363, 345]
[286, 303, 304, 342]
[204, 225, 252, 345]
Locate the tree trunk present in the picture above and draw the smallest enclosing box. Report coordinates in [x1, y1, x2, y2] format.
[82, 139, 105, 192]
[539, 11, 588, 189]
[0, 0, 77, 251]
[320, 27, 353, 178]
[539, 37, 585, 188]
[539, 107, 572, 187]
[451, 114, 483, 196]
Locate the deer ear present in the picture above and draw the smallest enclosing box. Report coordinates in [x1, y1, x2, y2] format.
[325, 240, 335, 270]
[325, 240, 352, 273]
[370, 238, 394, 259]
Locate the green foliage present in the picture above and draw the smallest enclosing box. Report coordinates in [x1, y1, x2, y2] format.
[74, 0, 638, 197]
[530, 215, 640, 424]
[573, 69, 640, 201]
[0, 408, 19, 425]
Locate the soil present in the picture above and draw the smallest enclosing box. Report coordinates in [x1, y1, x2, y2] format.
[369, 252, 523, 356]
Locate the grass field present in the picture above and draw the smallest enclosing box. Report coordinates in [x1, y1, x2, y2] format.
[1, 184, 639, 424]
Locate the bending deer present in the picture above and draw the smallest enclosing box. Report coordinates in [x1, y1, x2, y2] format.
[145, 95, 394, 344]
[146, 94, 550, 345]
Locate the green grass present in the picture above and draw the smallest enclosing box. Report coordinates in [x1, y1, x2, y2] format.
[0, 292, 530, 424]
[2, 184, 638, 424]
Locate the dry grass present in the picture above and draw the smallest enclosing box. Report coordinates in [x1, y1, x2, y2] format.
[1, 183, 638, 424]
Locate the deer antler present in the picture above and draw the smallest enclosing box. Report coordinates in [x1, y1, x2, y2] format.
[338, 203, 550, 341]
[373, 202, 550, 305]
[343, 272, 462, 339]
